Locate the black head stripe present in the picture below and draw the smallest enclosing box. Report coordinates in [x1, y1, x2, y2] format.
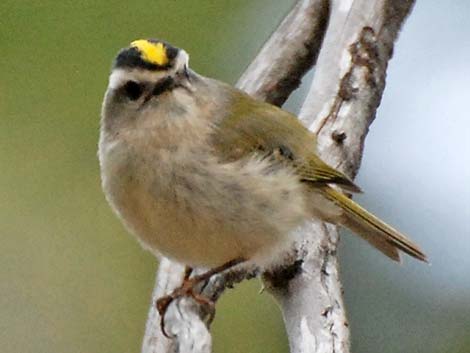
[113, 39, 180, 71]
[114, 47, 167, 71]
[152, 76, 175, 96]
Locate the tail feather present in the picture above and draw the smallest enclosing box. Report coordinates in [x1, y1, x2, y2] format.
[321, 187, 428, 263]
[342, 214, 401, 261]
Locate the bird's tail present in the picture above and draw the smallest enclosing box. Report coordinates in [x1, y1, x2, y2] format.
[321, 187, 428, 262]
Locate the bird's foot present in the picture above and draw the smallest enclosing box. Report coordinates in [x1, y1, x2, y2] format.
[156, 258, 245, 338]
[156, 275, 216, 338]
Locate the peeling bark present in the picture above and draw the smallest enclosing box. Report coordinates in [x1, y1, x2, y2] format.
[266, 1, 416, 353]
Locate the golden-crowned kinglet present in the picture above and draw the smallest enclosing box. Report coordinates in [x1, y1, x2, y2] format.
[99, 39, 427, 273]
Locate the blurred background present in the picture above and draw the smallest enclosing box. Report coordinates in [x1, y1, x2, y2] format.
[1, 0, 469, 352]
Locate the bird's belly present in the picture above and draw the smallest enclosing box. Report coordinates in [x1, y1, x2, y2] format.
[127, 182, 291, 265]
[100, 144, 308, 267]
[108, 180, 285, 267]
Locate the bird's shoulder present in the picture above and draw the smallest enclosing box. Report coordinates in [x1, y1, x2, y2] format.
[209, 87, 360, 192]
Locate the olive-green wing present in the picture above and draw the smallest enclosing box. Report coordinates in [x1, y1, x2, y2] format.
[297, 155, 362, 192]
[209, 89, 361, 192]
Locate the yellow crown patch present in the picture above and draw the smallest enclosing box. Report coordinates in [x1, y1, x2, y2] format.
[131, 39, 169, 66]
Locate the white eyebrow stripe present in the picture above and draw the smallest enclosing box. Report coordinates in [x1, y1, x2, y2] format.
[108, 69, 168, 89]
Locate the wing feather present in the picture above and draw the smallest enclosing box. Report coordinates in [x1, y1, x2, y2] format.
[209, 89, 361, 192]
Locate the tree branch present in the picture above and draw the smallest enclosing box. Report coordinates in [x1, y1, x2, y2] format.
[141, 1, 329, 352]
[263, 1, 416, 353]
[237, 0, 329, 105]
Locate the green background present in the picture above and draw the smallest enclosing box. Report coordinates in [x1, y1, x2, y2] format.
[1, 1, 469, 353]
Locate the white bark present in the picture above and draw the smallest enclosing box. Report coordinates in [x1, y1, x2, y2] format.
[142, 259, 212, 353]
[267, 1, 416, 353]
[141, 0, 416, 352]
[237, 0, 330, 105]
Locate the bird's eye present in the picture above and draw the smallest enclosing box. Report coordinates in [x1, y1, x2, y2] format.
[122, 81, 143, 101]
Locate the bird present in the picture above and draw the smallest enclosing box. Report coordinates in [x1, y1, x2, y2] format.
[98, 39, 427, 334]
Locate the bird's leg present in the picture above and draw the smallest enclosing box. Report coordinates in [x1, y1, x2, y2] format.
[156, 257, 245, 337]
[183, 265, 193, 281]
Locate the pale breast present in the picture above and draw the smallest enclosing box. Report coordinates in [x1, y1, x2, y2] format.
[99, 135, 309, 267]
